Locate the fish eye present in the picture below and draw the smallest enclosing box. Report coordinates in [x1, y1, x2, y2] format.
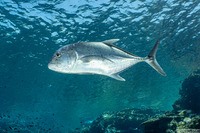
[56, 53, 61, 57]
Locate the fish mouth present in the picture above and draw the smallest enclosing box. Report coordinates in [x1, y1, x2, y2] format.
[48, 63, 53, 70]
[48, 62, 61, 71]
[48, 62, 56, 70]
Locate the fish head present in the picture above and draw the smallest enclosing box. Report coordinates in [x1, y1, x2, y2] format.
[48, 45, 77, 73]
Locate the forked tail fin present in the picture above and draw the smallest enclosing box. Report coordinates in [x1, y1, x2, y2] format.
[145, 39, 166, 76]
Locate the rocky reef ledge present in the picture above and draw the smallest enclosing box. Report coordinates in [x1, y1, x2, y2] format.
[70, 108, 164, 133]
[142, 110, 200, 133]
[71, 108, 200, 133]
[173, 69, 200, 113]
[71, 70, 200, 133]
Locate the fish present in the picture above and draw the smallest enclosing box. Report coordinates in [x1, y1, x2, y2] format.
[48, 39, 166, 81]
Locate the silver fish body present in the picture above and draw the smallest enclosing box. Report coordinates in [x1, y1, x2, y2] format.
[48, 39, 166, 81]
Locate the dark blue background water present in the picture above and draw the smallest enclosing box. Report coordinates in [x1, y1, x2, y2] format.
[0, 0, 200, 132]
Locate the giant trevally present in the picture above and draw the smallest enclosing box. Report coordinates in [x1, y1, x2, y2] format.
[48, 39, 166, 81]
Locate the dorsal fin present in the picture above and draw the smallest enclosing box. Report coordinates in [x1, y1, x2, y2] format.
[103, 39, 120, 45]
[102, 39, 138, 57]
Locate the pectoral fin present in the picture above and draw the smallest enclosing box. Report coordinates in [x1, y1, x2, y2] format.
[108, 73, 125, 81]
[80, 55, 114, 63]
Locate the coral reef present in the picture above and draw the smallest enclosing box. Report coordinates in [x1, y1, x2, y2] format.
[72, 70, 200, 133]
[70, 108, 163, 133]
[142, 110, 200, 133]
[173, 70, 200, 113]
[143, 69, 200, 132]
[72, 109, 200, 133]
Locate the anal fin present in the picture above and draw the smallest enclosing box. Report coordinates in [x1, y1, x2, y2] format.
[108, 73, 125, 81]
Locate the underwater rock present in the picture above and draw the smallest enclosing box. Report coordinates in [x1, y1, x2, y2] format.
[142, 70, 200, 133]
[70, 108, 164, 133]
[71, 110, 200, 133]
[142, 110, 200, 133]
[173, 70, 200, 114]
[71, 70, 200, 133]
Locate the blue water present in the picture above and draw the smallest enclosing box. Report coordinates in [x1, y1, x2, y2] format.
[0, 0, 200, 132]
